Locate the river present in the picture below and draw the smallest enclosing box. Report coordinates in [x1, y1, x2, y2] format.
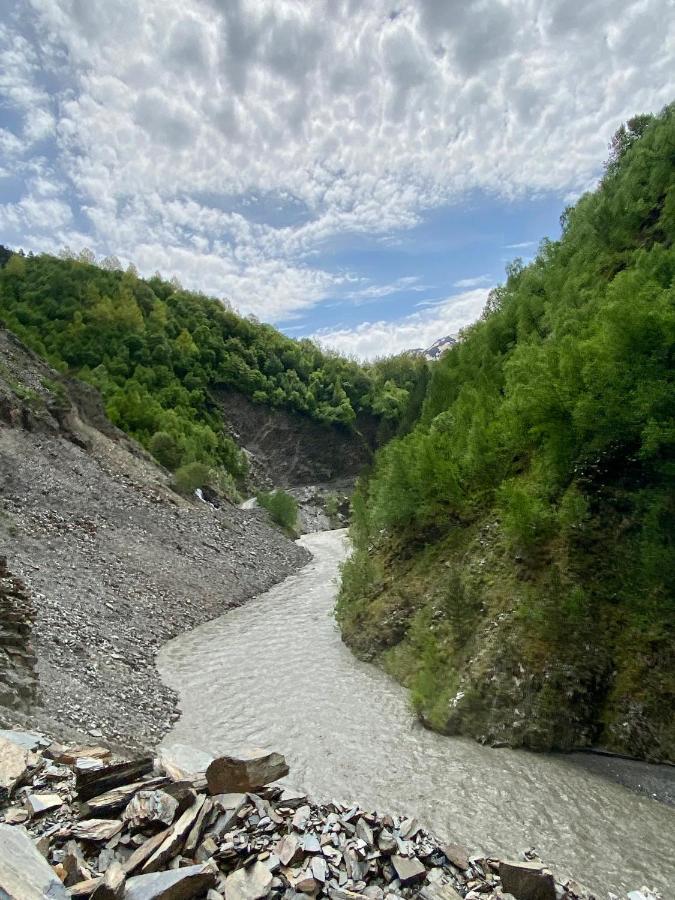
[158, 529, 675, 897]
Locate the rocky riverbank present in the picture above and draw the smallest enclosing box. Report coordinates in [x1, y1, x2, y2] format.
[0, 727, 620, 900]
[0, 328, 309, 750]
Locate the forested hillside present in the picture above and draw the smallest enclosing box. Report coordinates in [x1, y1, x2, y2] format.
[0, 251, 427, 492]
[337, 106, 674, 760]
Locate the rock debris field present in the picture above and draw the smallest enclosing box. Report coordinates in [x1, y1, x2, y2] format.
[0, 728, 625, 900]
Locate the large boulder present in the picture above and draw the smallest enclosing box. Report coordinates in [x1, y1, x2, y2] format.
[158, 744, 214, 781]
[124, 862, 216, 900]
[0, 823, 69, 899]
[499, 860, 556, 900]
[206, 748, 288, 794]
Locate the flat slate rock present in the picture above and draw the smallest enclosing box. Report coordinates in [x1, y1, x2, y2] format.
[499, 860, 556, 900]
[224, 861, 273, 900]
[76, 757, 154, 802]
[124, 863, 216, 900]
[206, 747, 288, 794]
[441, 843, 470, 872]
[70, 819, 124, 842]
[391, 855, 427, 884]
[0, 736, 31, 801]
[0, 823, 69, 900]
[158, 744, 215, 781]
[24, 792, 63, 816]
[0, 730, 44, 752]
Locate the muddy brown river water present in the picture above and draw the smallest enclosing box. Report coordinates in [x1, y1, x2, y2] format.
[158, 529, 674, 898]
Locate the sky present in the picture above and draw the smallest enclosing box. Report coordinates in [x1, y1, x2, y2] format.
[0, 1, 672, 359]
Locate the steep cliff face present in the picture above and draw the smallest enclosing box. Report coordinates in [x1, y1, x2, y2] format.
[0, 557, 38, 714]
[218, 389, 375, 488]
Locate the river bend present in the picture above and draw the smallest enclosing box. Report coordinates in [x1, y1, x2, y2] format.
[158, 529, 674, 897]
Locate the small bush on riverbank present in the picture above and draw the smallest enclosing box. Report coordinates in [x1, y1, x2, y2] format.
[257, 490, 298, 533]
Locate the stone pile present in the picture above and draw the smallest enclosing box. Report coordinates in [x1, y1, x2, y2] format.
[0, 728, 595, 900]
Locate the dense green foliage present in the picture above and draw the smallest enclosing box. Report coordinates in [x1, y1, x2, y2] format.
[0, 251, 427, 482]
[257, 489, 298, 533]
[338, 106, 675, 758]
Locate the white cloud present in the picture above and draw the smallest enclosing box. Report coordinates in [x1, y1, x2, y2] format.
[0, 0, 672, 324]
[345, 275, 429, 303]
[504, 240, 537, 250]
[453, 273, 492, 288]
[312, 288, 491, 360]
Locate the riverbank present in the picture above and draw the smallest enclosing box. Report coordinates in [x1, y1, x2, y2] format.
[0, 726, 598, 900]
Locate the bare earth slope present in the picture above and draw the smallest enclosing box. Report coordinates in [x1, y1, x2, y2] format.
[0, 329, 309, 749]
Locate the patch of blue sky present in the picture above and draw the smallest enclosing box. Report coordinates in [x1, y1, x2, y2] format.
[279, 190, 565, 337]
[193, 189, 314, 229]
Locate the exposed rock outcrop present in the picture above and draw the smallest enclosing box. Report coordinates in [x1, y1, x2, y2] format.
[0, 557, 38, 715]
[218, 390, 375, 489]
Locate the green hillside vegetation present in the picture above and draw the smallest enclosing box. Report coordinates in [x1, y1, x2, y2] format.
[0, 251, 427, 487]
[337, 106, 675, 760]
[257, 489, 299, 534]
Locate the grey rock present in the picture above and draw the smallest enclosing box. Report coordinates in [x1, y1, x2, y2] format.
[376, 830, 396, 856]
[24, 793, 63, 816]
[74, 758, 105, 774]
[125, 863, 216, 900]
[206, 748, 288, 794]
[0, 730, 44, 752]
[196, 837, 219, 862]
[122, 790, 179, 830]
[440, 844, 470, 872]
[355, 819, 374, 847]
[91, 861, 125, 900]
[293, 871, 317, 895]
[391, 856, 426, 884]
[292, 805, 310, 831]
[310, 857, 327, 883]
[278, 788, 307, 809]
[208, 793, 247, 840]
[327, 890, 368, 900]
[3, 807, 28, 824]
[0, 736, 31, 800]
[275, 834, 303, 867]
[397, 819, 421, 841]
[62, 840, 87, 887]
[302, 834, 321, 854]
[159, 743, 215, 781]
[0, 823, 69, 899]
[419, 875, 463, 900]
[499, 861, 556, 900]
[70, 819, 124, 842]
[223, 861, 273, 900]
[141, 795, 206, 873]
[344, 847, 369, 882]
[362, 888, 383, 900]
